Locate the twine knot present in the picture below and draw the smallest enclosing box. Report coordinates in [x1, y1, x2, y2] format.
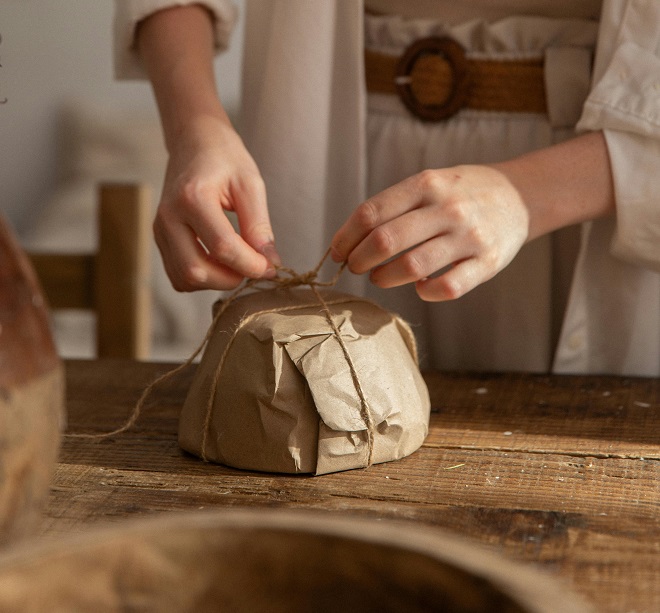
[68, 248, 377, 470]
[271, 266, 320, 289]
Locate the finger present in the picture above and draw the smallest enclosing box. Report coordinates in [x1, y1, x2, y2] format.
[369, 234, 461, 288]
[331, 175, 427, 263]
[414, 257, 492, 302]
[346, 205, 450, 275]
[229, 174, 282, 268]
[189, 200, 271, 280]
[154, 216, 243, 291]
[259, 243, 282, 269]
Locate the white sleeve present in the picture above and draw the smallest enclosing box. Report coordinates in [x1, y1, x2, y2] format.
[113, 0, 238, 80]
[576, 0, 660, 270]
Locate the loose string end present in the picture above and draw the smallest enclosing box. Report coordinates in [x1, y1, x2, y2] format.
[65, 250, 373, 470]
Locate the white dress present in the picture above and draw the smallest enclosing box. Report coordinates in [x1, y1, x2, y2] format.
[114, 0, 660, 376]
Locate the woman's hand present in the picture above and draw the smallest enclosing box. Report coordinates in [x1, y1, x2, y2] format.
[331, 132, 615, 302]
[331, 165, 529, 301]
[138, 4, 279, 292]
[154, 116, 279, 291]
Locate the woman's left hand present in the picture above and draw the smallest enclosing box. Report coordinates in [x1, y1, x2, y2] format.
[330, 165, 530, 301]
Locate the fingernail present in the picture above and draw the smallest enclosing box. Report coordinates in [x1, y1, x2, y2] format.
[260, 242, 282, 267]
[330, 246, 344, 263]
[263, 266, 277, 279]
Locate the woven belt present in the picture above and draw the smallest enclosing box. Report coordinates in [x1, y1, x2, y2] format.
[365, 36, 547, 122]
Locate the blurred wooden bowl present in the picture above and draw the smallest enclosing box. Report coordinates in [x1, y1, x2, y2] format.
[0, 509, 592, 612]
[0, 216, 65, 546]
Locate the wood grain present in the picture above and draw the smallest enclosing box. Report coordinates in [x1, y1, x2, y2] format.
[41, 360, 660, 613]
[26, 183, 152, 359]
[26, 253, 95, 310]
[95, 184, 152, 359]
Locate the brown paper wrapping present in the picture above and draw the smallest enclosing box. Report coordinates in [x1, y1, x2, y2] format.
[179, 288, 430, 475]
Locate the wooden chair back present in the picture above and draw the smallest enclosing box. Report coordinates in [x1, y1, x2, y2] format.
[27, 183, 152, 359]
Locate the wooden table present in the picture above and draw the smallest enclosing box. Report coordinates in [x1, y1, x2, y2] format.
[42, 359, 660, 612]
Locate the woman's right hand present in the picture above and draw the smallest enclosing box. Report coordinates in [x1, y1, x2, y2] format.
[137, 5, 279, 292]
[154, 115, 279, 292]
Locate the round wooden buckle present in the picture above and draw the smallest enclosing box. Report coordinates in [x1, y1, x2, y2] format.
[395, 36, 469, 122]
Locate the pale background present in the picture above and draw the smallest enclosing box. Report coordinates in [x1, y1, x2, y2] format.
[0, 0, 245, 359]
[0, 0, 245, 234]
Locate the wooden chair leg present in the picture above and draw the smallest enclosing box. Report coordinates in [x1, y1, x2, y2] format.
[95, 183, 152, 359]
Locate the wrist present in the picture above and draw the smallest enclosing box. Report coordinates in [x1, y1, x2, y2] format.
[491, 132, 615, 242]
[137, 4, 231, 153]
[164, 110, 234, 154]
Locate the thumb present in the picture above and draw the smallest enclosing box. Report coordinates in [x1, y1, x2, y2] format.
[231, 173, 282, 267]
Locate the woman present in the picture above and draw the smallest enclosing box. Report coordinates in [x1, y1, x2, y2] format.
[114, 0, 660, 375]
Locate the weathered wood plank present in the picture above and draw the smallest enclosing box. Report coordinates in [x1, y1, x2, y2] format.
[56, 429, 660, 520]
[42, 451, 660, 613]
[424, 370, 660, 459]
[41, 360, 660, 613]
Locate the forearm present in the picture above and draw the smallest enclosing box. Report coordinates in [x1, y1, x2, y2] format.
[492, 131, 615, 242]
[136, 5, 230, 152]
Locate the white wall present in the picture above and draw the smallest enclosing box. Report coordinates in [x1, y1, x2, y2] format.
[0, 0, 244, 234]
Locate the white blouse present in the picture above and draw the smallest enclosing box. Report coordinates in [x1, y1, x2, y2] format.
[364, 0, 602, 21]
[114, 0, 660, 376]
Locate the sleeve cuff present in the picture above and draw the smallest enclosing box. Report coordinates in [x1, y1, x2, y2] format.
[577, 41, 660, 139]
[113, 0, 237, 80]
[604, 130, 660, 271]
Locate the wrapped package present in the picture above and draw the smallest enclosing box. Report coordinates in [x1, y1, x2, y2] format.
[179, 288, 430, 475]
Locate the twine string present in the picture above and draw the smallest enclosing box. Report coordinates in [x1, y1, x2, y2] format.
[66, 278, 255, 440]
[309, 283, 376, 465]
[67, 248, 377, 467]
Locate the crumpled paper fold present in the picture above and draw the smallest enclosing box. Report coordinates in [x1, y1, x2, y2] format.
[179, 288, 430, 475]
